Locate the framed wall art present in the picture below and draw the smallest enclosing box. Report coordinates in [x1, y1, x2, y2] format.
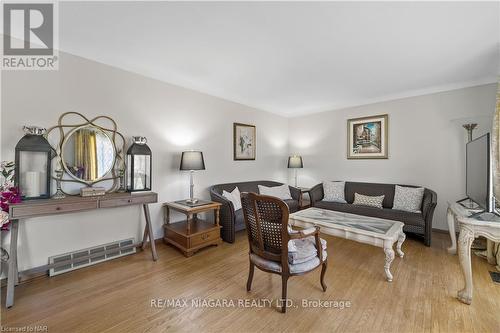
[233, 123, 256, 160]
[347, 114, 388, 159]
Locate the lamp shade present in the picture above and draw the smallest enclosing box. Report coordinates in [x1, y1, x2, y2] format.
[287, 155, 303, 168]
[180, 151, 205, 171]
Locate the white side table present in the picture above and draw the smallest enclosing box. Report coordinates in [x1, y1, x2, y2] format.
[447, 202, 500, 304]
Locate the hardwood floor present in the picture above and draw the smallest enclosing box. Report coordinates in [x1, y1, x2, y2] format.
[1, 232, 499, 333]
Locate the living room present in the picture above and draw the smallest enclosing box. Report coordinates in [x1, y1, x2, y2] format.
[1, 1, 499, 332]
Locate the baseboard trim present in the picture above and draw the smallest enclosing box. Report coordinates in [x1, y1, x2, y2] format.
[1, 238, 163, 288]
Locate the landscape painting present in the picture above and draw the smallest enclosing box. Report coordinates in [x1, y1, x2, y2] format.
[233, 123, 256, 160]
[347, 114, 388, 159]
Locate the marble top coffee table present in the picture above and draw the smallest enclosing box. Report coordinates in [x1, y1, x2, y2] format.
[289, 207, 406, 282]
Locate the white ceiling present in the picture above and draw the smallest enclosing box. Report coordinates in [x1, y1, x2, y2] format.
[59, 2, 499, 117]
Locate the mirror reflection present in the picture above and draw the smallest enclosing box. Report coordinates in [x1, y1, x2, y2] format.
[62, 126, 115, 182]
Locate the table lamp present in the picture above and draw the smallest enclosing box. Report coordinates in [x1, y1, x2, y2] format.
[180, 151, 205, 204]
[288, 155, 303, 187]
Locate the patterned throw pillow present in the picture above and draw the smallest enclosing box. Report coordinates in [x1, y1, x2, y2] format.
[258, 184, 293, 200]
[352, 193, 385, 209]
[392, 185, 425, 213]
[322, 181, 347, 203]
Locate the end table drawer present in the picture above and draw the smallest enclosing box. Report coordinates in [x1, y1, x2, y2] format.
[190, 228, 220, 248]
[11, 201, 98, 218]
[164, 226, 188, 249]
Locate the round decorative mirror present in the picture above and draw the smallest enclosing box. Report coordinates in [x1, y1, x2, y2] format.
[61, 125, 116, 183]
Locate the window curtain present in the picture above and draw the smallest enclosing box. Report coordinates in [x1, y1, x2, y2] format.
[74, 129, 98, 180]
[490, 80, 500, 270]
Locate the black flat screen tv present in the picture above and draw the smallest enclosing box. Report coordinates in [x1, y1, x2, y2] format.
[465, 133, 493, 212]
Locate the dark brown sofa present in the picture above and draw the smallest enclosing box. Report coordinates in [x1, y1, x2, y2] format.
[309, 181, 437, 246]
[210, 181, 301, 243]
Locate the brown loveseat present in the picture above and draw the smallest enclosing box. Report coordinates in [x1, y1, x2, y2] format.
[309, 181, 437, 246]
[210, 181, 301, 243]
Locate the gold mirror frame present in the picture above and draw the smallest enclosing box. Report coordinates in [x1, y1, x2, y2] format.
[46, 112, 126, 194]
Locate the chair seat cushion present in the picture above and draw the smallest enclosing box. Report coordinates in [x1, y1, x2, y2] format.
[288, 236, 327, 264]
[250, 249, 327, 274]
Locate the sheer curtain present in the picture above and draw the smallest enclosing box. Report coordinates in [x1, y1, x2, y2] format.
[490, 80, 500, 269]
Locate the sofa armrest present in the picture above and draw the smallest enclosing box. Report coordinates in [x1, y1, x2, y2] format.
[421, 188, 437, 246]
[422, 189, 437, 220]
[309, 183, 324, 206]
[210, 189, 237, 243]
[211, 190, 234, 210]
[289, 186, 301, 202]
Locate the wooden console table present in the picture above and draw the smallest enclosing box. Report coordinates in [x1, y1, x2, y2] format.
[5, 192, 158, 308]
[447, 202, 500, 304]
[163, 201, 222, 257]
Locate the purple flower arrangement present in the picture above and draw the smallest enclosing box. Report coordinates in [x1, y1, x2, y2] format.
[0, 186, 21, 231]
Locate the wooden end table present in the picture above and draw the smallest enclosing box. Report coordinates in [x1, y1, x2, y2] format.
[163, 201, 222, 257]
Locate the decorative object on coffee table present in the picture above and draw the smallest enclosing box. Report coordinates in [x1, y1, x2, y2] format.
[126, 136, 152, 192]
[347, 114, 388, 159]
[163, 201, 222, 257]
[233, 123, 256, 160]
[288, 155, 303, 187]
[15, 126, 55, 200]
[290, 207, 405, 282]
[180, 151, 205, 205]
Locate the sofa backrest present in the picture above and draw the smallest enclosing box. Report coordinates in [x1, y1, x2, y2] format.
[211, 180, 285, 196]
[345, 181, 422, 209]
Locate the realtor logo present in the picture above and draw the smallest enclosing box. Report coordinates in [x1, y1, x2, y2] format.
[2, 2, 58, 70]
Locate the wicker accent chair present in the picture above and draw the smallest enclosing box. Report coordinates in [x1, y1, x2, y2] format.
[241, 192, 328, 313]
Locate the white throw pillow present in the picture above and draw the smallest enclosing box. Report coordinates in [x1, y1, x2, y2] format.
[392, 185, 425, 213]
[258, 184, 293, 200]
[322, 181, 347, 203]
[352, 193, 385, 209]
[222, 186, 242, 211]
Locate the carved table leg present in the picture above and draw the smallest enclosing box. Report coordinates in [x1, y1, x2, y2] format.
[486, 239, 496, 265]
[447, 207, 457, 255]
[457, 225, 474, 304]
[384, 243, 395, 282]
[6, 219, 19, 308]
[396, 231, 406, 258]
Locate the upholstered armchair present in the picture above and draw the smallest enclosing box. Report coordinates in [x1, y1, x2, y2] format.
[241, 192, 327, 313]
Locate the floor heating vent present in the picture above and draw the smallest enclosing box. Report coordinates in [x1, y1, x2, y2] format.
[49, 238, 136, 276]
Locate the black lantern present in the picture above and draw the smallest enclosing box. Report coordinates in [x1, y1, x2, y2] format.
[126, 136, 152, 192]
[15, 126, 55, 200]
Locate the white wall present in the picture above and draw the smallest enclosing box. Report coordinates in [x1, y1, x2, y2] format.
[1, 52, 289, 271]
[288, 84, 497, 230]
[1, 51, 496, 272]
